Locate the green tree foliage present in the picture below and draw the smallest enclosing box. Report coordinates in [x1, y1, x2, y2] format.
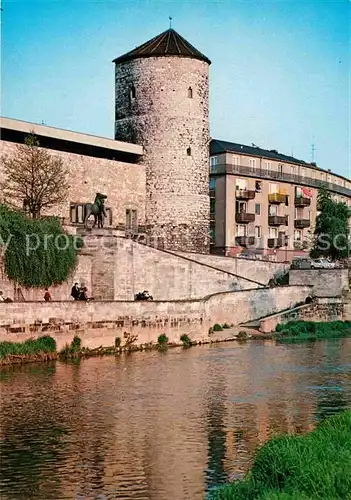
[1, 134, 69, 219]
[310, 188, 350, 260]
[0, 204, 82, 287]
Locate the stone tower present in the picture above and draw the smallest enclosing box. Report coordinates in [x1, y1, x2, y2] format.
[113, 28, 211, 253]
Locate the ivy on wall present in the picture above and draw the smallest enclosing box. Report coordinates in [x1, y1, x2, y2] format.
[0, 204, 83, 288]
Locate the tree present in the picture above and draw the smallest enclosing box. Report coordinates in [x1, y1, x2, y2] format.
[1, 134, 69, 219]
[310, 188, 350, 261]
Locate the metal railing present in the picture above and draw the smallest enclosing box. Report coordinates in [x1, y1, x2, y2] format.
[210, 164, 351, 198]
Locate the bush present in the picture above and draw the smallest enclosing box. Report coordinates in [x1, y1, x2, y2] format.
[70, 336, 81, 352]
[180, 334, 191, 347]
[222, 323, 231, 329]
[213, 324, 223, 332]
[207, 410, 351, 499]
[0, 335, 57, 358]
[237, 331, 248, 340]
[275, 320, 351, 344]
[157, 334, 168, 345]
[0, 204, 82, 287]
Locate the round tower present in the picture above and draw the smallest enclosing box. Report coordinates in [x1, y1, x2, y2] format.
[113, 28, 211, 253]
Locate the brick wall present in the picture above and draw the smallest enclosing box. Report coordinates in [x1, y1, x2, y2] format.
[115, 57, 210, 253]
[0, 140, 146, 228]
[0, 286, 311, 349]
[289, 269, 349, 297]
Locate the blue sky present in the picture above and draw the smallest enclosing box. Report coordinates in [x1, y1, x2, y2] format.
[1, 0, 350, 177]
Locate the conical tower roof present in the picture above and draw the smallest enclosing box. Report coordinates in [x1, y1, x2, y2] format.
[113, 28, 211, 65]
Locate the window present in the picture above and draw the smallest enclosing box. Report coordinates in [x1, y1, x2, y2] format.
[126, 209, 138, 231]
[255, 181, 262, 193]
[301, 167, 305, 177]
[291, 165, 297, 176]
[255, 203, 261, 215]
[269, 205, 278, 216]
[269, 227, 278, 238]
[285, 195, 289, 206]
[233, 156, 239, 166]
[129, 85, 136, 100]
[265, 161, 271, 172]
[210, 198, 216, 214]
[294, 230, 302, 241]
[278, 164, 283, 176]
[255, 226, 262, 238]
[210, 156, 218, 167]
[188, 87, 193, 98]
[249, 158, 256, 168]
[187, 147, 191, 156]
[236, 225, 247, 237]
[269, 183, 278, 194]
[236, 178, 247, 190]
[236, 201, 247, 213]
[209, 178, 216, 190]
[70, 203, 85, 224]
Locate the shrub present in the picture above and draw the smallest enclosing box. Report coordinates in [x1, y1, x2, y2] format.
[0, 335, 57, 358]
[180, 334, 191, 347]
[0, 204, 82, 287]
[275, 320, 351, 344]
[222, 323, 231, 329]
[70, 335, 81, 353]
[237, 331, 248, 340]
[115, 337, 121, 348]
[212, 324, 223, 332]
[157, 334, 168, 345]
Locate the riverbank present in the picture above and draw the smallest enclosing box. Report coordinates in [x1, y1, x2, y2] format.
[208, 410, 351, 499]
[274, 320, 351, 344]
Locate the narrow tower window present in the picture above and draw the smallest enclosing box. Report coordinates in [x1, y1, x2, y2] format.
[129, 85, 136, 100]
[187, 147, 192, 156]
[188, 87, 193, 98]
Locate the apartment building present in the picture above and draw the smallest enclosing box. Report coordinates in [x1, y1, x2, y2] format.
[209, 140, 351, 260]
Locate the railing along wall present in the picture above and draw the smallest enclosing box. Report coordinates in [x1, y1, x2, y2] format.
[210, 164, 351, 199]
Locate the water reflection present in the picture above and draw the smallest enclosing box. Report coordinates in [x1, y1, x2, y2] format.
[0, 338, 350, 499]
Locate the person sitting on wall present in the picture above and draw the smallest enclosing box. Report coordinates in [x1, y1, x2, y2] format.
[44, 288, 52, 302]
[0, 291, 5, 302]
[71, 282, 80, 300]
[79, 286, 89, 301]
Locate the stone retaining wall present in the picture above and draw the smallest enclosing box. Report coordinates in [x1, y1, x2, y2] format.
[0, 286, 310, 349]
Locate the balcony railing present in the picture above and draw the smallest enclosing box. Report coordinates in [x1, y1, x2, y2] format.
[294, 219, 310, 229]
[294, 196, 311, 207]
[235, 236, 256, 247]
[268, 193, 287, 204]
[235, 212, 255, 223]
[268, 238, 284, 248]
[236, 189, 256, 200]
[268, 215, 288, 226]
[210, 164, 351, 198]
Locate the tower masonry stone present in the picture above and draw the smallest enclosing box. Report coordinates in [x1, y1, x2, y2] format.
[114, 30, 211, 253]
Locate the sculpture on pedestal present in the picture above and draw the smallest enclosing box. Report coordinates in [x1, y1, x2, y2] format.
[84, 193, 107, 229]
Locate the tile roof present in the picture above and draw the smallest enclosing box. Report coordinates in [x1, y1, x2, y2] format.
[210, 139, 309, 166]
[113, 28, 211, 65]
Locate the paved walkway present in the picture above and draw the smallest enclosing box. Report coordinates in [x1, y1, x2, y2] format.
[210, 326, 266, 342]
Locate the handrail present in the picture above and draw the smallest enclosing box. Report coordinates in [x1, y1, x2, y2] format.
[210, 164, 351, 198]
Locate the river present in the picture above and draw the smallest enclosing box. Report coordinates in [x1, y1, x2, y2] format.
[0, 338, 350, 500]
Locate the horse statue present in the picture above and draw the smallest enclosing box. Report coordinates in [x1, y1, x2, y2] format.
[83, 193, 108, 229]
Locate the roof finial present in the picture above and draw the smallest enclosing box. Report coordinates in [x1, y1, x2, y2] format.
[169, 16, 172, 29]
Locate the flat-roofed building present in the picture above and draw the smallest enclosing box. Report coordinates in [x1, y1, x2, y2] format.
[209, 140, 351, 260]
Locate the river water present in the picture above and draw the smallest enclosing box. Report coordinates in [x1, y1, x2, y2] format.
[0, 338, 350, 500]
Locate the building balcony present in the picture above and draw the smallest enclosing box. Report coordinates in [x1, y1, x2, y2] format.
[235, 236, 256, 247]
[294, 219, 310, 229]
[268, 215, 288, 226]
[295, 196, 311, 207]
[236, 189, 256, 200]
[268, 238, 283, 248]
[235, 212, 255, 223]
[268, 193, 287, 204]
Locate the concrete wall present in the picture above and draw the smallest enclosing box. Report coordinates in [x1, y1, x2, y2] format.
[0, 286, 310, 349]
[289, 269, 349, 297]
[0, 140, 146, 227]
[260, 297, 347, 333]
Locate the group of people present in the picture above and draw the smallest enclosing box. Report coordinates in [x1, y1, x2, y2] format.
[134, 290, 153, 301]
[70, 283, 89, 301]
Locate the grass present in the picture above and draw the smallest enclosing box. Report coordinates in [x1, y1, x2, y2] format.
[0, 335, 56, 359]
[275, 320, 351, 344]
[207, 410, 351, 500]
